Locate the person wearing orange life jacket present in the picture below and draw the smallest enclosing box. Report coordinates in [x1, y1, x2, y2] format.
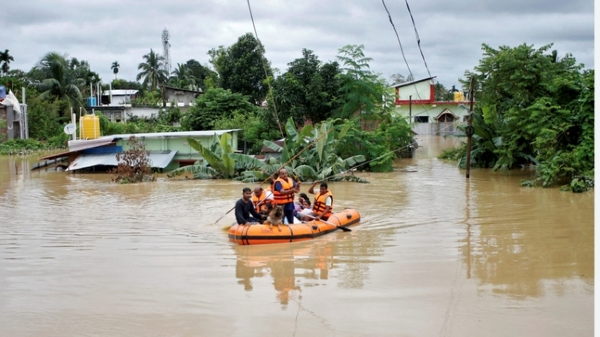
[272, 168, 300, 224]
[252, 186, 273, 214]
[301, 181, 334, 221]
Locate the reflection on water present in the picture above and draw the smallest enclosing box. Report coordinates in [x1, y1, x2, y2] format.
[0, 136, 593, 336]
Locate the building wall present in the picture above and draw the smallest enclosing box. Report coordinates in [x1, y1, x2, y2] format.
[117, 131, 239, 163]
[395, 80, 432, 101]
[393, 103, 469, 136]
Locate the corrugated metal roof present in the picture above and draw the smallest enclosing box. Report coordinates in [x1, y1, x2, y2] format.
[67, 150, 177, 171]
[67, 130, 241, 152]
[107, 129, 241, 140]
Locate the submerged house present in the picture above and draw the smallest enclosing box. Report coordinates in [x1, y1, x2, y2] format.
[393, 77, 474, 136]
[34, 126, 241, 172]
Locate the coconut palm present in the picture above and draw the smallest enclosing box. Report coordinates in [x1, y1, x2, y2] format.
[170, 63, 196, 90]
[0, 49, 14, 76]
[31, 52, 84, 116]
[136, 49, 168, 90]
[111, 61, 120, 79]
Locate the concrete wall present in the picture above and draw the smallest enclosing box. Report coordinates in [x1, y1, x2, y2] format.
[396, 80, 432, 101]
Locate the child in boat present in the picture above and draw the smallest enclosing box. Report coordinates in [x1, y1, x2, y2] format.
[295, 193, 312, 220]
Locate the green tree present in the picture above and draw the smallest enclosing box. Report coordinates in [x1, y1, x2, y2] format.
[185, 59, 217, 91]
[169, 63, 196, 90]
[0, 49, 14, 76]
[271, 49, 342, 126]
[208, 33, 272, 105]
[433, 82, 453, 101]
[456, 43, 594, 191]
[30, 52, 84, 116]
[111, 61, 120, 79]
[180, 87, 259, 131]
[213, 110, 281, 154]
[136, 49, 168, 90]
[335, 45, 393, 122]
[111, 79, 142, 90]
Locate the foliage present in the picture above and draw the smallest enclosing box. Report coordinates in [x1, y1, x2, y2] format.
[136, 49, 168, 90]
[184, 59, 218, 92]
[180, 88, 259, 131]
[111, 79, 142, 90]
[0, 49, 14, 76]
[336, 115, 413, 172]
[389, 73, 413, 85]
[451, 43, 594, 191]
[167, 133, 241, 179]
[97, 110, 178, 136]
[29, 52, 85, 117]
[0, 138, 49, 155]
[335, 45, 393, 121]
[255, 117, 369, 182]
[131, 90, 161, 108]
[208, 33, 272, 105]
[169, 63, 196, 90]
[26, 94, 67, 141]
[433, 82, 453, 101]
[212, 109, 281, 154]
[111, 136, 156, 183]
[270, 49, 342, 125]
[111, 61, 119, 79]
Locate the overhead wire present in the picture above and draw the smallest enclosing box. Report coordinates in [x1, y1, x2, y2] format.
[404, 0, 432, 78]
[381, 0, 448, 124]
[246, 0, 284, 138]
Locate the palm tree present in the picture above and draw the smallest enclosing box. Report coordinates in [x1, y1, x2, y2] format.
[111, 61, 120, 79]
[136, 49, 168, 90]
[170, 63, 196, 89]
[0, 49, 14, 76]
[31, 52, 84, 116]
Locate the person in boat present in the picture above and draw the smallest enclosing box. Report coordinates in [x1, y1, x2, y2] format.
[272, 168, 300, 225]
[252, 186, 273, 215]
[295, 193, 312, 220]
[235, 187, 266, 225]
[301, 181, 334, 221]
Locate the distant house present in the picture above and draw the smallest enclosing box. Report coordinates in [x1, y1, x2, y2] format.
[101, 89, 139, 106]
[0, 88, 29, 141]
[161, 85, 203, 111]
[92, 85, 203, 122]
[393, 77, 473, 136]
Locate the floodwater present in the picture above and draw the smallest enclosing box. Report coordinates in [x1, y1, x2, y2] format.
[0, 136, 594, 337]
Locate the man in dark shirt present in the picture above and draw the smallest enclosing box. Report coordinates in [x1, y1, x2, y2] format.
[235, 187, 265, 225]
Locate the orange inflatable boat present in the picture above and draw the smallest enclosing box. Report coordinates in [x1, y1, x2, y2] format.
[228, 208, 360, 245]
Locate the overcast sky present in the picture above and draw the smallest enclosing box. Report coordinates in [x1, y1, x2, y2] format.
[4, 0, 595, 89]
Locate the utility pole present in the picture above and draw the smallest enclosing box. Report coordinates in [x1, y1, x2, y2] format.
[409, 95, 412, 122]
[465, 77, 475, 178]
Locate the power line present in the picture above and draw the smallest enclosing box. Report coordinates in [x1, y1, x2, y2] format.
[246, 0, 284, 138]
[404, 0, 431, 78]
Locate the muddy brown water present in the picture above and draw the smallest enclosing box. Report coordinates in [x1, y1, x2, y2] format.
[0, 136, 593, 336]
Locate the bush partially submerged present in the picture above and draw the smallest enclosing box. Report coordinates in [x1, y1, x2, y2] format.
[111, 136, 156, 184]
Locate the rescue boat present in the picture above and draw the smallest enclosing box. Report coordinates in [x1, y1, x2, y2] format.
[228, 208, 360, 245]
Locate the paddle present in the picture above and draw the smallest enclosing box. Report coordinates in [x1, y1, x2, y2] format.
[302, 213, 352, 232]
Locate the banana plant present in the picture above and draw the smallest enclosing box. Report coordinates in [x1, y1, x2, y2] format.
[167, 133, 237, 179]
[261, 117, 367, 182]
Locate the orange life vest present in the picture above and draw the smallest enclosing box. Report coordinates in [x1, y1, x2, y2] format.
[312, 191, 333, 218]
[273, 177, 295, 204]
[252, 189, 273, 213]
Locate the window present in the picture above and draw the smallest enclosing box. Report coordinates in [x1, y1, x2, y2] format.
[414, 116, 429, 123]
